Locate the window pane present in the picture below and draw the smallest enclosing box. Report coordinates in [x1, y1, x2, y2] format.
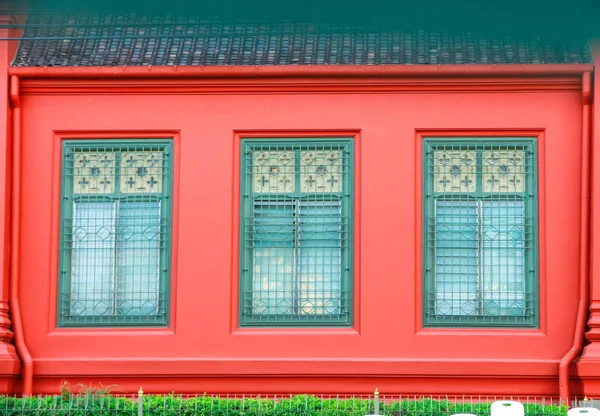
[71, 202, 116, 316]
[116, 201, 161, 316]
[481, 200, 525, 316]
[299, 201, 342, 315]
[434, 201, 478, 316]
[252, 202, 295, 315]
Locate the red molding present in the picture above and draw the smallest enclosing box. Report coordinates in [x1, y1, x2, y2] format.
[32, 357, 560, 376]
[230, 130, 362, 333]
[47, 131, 183, 335]
[17, 77, 583, 95]
[412, 129, 548, 335]
[30, 375, 565, 396]
[7, 64, 594, 79]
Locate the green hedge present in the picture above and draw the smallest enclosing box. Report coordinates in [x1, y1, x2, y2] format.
[0, 395, 569, 416]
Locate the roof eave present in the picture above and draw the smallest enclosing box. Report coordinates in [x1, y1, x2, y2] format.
[7, 64, 595, 78]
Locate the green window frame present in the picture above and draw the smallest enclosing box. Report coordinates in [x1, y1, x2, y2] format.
[422, 138, 538, 327]
[240, 139, 354, 327]
[58, 140, 173, 327]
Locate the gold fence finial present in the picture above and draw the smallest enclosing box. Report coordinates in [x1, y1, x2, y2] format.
[138, 387, 144, 395]
[584, 396, 589, 402]
[374, 388, 379, 396]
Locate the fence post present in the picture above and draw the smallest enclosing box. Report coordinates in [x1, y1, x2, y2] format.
[364, 389, 380, 416]
[138, 387, 144, 416]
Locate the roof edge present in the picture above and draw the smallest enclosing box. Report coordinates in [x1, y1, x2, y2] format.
[8, 64, 594, 79]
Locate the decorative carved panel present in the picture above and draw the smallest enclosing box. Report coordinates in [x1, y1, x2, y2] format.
[73, 152, 116, 194]
[120, 151, 164, 194]
[433, 151, 476, 193]
[483, 150, 525, 193]
[252, 151, 295, 193]
[300, 150, 343, 193]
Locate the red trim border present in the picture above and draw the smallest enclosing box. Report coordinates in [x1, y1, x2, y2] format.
[413, 129, 547, 335]
[230, 130, 362, 333]
[47, 130, 182, 336]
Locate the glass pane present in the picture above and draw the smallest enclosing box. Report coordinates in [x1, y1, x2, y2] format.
[252, 202, 295, 315]
[482, 201, 525, 316]
[298, 201, 342, 315]
[435, 201, 478, 316]
[71, 202, 116, 316]
[116, 201, 161, 316]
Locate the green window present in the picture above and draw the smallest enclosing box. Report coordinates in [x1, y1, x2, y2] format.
[240, 139, 353, 326]
[423, 138, 538, 327]
[58, 140, 173, 327]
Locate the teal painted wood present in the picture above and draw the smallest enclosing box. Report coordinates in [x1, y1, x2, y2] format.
[240, 139, 354, 327]
[422, 138, 538, 327]
[57, 140, 173, 327]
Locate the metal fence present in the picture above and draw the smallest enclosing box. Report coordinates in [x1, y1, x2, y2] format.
[0, 393, 581, 416]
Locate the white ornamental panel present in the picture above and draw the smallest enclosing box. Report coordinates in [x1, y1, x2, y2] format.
[73, 151, 116, 194]
[433, 150, 476, 193]
[252, 151, 295, 193]
[300, 150, 343, 193]
[120, 151, 164, 194]
[483, 150, 525, 193]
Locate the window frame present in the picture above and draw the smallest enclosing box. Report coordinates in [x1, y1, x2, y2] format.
[239, 138, 354, 327]
[57, 139, 174, 328]
[422, 137, 539, 328]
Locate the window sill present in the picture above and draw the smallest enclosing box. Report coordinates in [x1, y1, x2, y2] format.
[416, 327, 546, 336]
[48, 327, 175, 336]
[232, 328, 359, 336]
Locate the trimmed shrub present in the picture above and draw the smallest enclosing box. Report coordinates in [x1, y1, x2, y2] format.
[0, 394, 568, 416]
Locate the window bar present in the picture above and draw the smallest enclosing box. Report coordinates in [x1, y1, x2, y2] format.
[294, 199, 300, 317]
[294, 150, 301, 317]
[111, 200, 119, 317]
[475, 147, 482, 318]
[476, 200, 482, 317]
[112, 149, 122, 317]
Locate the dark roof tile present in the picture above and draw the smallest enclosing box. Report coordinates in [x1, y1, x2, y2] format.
[12, 13, 592, 67]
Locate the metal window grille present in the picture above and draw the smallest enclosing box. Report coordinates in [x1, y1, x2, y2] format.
[58, 140, 173, 327]
[423, 139, 538, 327]
[240, 139, 353, 326]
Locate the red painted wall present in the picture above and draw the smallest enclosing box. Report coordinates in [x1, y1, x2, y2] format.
[13, 79, 584, 396]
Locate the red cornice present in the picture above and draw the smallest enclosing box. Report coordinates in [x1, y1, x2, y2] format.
[8, 64, 594, 79]
[16, 76, 585, 95]
[10, 65, 590, 94]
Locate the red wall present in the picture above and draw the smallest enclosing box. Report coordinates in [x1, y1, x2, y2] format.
[15, 80, 583, 396]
